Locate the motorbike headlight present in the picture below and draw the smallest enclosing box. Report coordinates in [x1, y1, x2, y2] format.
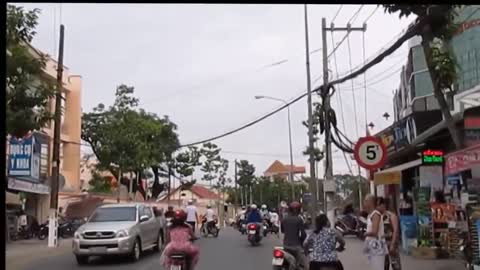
[116, 229, 129, 238]
[74, 231, 82, 239]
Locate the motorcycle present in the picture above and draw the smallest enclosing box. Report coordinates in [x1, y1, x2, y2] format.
[239, 222, 247, 235]
[334, 214, 359, 236]
[167, 235, 197, 270]
[272, 245, 344, 270]
[247, 223, 262, 246]
[200, 216, 219, 238]
[263, 220, 270, 237]
[38, 220, 75, 240]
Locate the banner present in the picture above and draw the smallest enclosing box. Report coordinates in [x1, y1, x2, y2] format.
[445, 144, 480, 175]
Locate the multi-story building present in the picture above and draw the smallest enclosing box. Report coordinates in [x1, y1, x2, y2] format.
[6, 43, 82, 224]
[372, 5, 480, 254]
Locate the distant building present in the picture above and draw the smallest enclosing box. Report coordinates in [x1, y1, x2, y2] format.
[263, 160, 306, 181]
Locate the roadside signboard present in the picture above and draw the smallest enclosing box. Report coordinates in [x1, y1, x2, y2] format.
[354, 136, 387, 170]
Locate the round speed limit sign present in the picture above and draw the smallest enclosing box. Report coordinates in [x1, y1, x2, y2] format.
[354, 136, 387, 170]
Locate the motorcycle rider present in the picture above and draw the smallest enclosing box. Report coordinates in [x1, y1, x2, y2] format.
[269, 208, 280, 235]
[246, 204, 263, 235]
[165, 206, 175, 219]
[281, 201, 308, 270]
[162, 210, 199, 270]
[237, 206, 247, 228]
[203, 205, 216, 233]
[186, 200, 199, 233]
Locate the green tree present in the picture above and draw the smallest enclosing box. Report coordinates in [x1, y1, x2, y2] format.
[82, 85, 180, 200]
[236, 160, 256, 204]
[88, 170, 113, 194]
[6, 5, 55, 138]
[383, 5, 463, 149]
[200, 142, 223, 187]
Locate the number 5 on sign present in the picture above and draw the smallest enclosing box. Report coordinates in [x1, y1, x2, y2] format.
[354, 137, 387, 170]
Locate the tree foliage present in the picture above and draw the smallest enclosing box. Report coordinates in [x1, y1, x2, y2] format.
[236, 160, 256, 187]
[6, 4, 55, 138]
[383, 4, 464, 149]
[81, 85, 180, 200]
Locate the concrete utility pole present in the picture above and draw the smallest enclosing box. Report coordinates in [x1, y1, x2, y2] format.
[321, 19, 367, 213]
[304, 5, 318, 218]
[49, 24, 64, 248]
[234, 159, 238, 214]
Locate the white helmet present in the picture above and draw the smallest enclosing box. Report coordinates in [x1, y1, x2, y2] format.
[251, 204, 257, 209]
[207, 204, 212, 208]
[188, 199, 194, 205]
[261, 204, 267, 209]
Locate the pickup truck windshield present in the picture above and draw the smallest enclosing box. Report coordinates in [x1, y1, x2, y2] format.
[90, 207, 137, 222]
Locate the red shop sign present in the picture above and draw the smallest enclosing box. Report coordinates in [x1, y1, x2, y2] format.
[445, 143, 480, 175]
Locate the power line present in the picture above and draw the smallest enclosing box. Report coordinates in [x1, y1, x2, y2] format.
[346, 34, 360, 139]
[160, 18, 428, 147]
[327, 5, 365, 60]
[348, 5, 364, 24]
[363, 5, 379, 23]
[332, 5, 343, 23]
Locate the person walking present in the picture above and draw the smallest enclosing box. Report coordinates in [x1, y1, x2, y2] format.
[185, 200, 199, 233]
[377, 197, 401, 270]
[304, 214, 345, 270]
[363, 195, 388, 270]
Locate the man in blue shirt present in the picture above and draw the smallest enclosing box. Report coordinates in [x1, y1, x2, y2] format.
[246, 204, 263, 235]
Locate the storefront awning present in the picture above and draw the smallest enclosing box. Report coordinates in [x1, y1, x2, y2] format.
[445, 143, 480, 175]
[374, 159, 422, 185]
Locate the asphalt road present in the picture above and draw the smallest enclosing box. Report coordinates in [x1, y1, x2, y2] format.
[22, 227, 282, 270]
[19, 228, 463, 270]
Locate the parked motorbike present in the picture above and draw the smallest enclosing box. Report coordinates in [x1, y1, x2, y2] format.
[335, 214, 359, 236]
[200, 216, 219, 238]
[247, 223, 262, 246]
[38, 220, 75, 240]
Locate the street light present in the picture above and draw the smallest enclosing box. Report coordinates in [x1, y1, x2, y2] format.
[255, 95, 295, 200]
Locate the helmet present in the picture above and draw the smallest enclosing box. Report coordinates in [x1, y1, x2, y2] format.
[207, 204, 212, 209]
[173, 209, 187, 223]
[289, 201, 302, 212]
[241, 206, 246, 210]
[261, 204, 267, 209]
[251, 204, 257, 210]
[188, 199, 194, 205]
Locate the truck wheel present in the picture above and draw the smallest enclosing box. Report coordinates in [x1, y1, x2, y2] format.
[129, 238, 141, 262]
[76, 255, 89, 265]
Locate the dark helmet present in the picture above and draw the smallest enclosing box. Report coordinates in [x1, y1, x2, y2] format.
[289, 201, 302, 213]
[172, 209, 187, 224]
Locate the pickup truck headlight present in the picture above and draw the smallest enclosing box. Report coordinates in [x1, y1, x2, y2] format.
[74, 231, 82, 239]
[116, 230, 129, 238]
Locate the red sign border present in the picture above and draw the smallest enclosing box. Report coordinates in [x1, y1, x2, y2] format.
[354, 136, 388, 170]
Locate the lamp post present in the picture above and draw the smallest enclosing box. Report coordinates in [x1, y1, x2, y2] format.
[255, 95, 295, 200]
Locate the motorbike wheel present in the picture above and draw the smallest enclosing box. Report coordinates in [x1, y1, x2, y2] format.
[211, 227, 219, 238]
[38, 230, 47, 240]
[201, 226, 208, 238]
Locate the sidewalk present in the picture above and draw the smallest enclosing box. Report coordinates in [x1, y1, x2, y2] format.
[341, 238, 463, 270]
[6, 238, 72, 270]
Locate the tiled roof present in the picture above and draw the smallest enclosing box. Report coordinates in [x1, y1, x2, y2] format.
[190, 185, 219, 199]
[264, 160, 306, 176]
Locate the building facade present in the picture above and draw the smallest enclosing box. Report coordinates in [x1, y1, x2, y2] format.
[6, 44, 82, 224]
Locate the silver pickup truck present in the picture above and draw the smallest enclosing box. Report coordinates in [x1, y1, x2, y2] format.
[72, 203, 163, 265]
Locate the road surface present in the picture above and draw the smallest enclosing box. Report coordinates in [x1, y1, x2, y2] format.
[17, 227, 463, 270]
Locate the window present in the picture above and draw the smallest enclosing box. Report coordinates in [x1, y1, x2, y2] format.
[143, 207, 153, 219]
[90, 207, 137, 222]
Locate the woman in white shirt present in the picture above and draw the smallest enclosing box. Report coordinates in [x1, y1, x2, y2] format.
[363, 194, 387, 270]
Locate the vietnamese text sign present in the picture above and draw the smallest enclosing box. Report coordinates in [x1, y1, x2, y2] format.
[445, 144, 480, 175]
[8, 136, 33, 177]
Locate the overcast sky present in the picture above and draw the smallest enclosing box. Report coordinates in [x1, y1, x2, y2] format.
[14, 3, 414, 182]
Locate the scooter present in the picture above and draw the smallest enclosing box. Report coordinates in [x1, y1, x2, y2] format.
[247, 223, 262, 246]
[38, 220, 75, 240]
[272, 246, 344, 270]
[167, 237, 197, 270]
[200, 216, 219, 238]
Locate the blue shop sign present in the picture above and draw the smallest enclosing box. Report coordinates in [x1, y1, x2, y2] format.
[8, 134, 42, 182]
